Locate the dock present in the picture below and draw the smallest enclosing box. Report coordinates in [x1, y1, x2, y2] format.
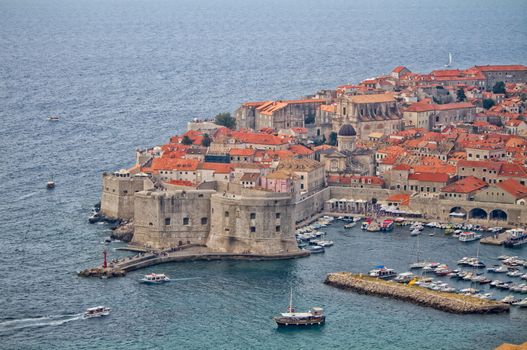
[481, 232, 509, 246]
[325, 272, 509, 314]
[79, 245, 309, 278]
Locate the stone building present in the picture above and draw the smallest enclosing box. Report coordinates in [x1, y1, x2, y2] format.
[473, 65, 527, 88]
[334, 93, 403, 140]
[403, 102, 476, 131]
[276, 158, 325, 193]
[206, 190, 299, 255]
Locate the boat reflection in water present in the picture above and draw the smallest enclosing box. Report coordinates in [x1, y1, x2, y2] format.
[273, 288, 325, 327]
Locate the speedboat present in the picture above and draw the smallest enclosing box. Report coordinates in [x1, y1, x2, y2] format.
[47, 115, 60, 121]
[394, 272, 415, 283]
[316, 240, 334, 247]
[487, 265, 508, 273]
[410, 228, 422, 236]
[307, 245, 325, 254]
[500, 295, 520, 304]
[344, 223, 356, 229]
[140, 273, 170, 284]
[512, 298, 527, 308]
[507, 270, 523, 278]
[84, 306, 111, 319]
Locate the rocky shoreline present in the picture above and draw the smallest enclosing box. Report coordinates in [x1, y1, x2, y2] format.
[325, 272, 510, 314]
[110, 221, 134, 242]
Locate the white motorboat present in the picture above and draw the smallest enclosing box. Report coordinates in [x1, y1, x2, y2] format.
[369, 266, 396, 279]
[344, 223, 356, 229]
[500, 295, 520, 304]
[458, 232, 482, 242]
[84, 306, 111, 318]
[47, 115, 60, 121]
[410, 229, 422, 236]
[394, 272, 415, 283]
[316, 240, 334, 247]
[140, 273, 171, 284]
[512, 298, 527, 307]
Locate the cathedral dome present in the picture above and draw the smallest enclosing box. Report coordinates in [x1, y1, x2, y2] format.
[338, 124, 356, 136]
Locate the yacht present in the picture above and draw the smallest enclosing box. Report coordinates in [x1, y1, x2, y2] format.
[369, 266, 397, 279]
[84, 306, 111, 319]
[140, 273, 170, 284]
[458, 232, 482, 242]
[273, 289, 325, 327]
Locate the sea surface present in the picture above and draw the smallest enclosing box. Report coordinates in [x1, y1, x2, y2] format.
[1, 0, 527, 349]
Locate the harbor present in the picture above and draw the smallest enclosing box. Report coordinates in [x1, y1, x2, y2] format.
[325, 272, 510, 314]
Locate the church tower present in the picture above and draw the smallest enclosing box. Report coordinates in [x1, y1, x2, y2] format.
[337, 124, 357, 152]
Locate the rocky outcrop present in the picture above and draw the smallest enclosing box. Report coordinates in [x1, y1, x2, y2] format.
[78, 267, 126, 278]
[111, 221, 134, 242]
[325, 272, 510, 314]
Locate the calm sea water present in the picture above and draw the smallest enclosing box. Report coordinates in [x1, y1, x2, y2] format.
[1, 0, 527, 349]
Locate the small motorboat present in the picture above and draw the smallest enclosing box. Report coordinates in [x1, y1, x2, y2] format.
[307, 245, 325, 254]
[316, 240, 334, 247]
[410, 229, 421, 236]
[344, 223, 356, 229]
[512, 298, 527, 308]
[47, 115, 60, 121]
[140, 273, 170, 284]
[369, 266, 396, 279]
[84, 306, 111, 319]
[500, 295, 520, 304]
[394, 272, 415, 283]
[46, 180, 55, 189]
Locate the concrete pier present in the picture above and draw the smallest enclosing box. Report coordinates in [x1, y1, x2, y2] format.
[325, 272, 510, 314]
[481, 232, 509, 246]
[79, 245, 309, 278]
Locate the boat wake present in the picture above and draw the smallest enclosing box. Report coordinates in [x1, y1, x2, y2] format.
[0, 314, 83, 332]
[169, 277, 201, 282]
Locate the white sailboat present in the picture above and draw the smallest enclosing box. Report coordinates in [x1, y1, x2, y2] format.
[444, 52, 452, 67]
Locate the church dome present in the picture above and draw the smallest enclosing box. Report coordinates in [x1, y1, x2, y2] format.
[338, 124, 356, 136]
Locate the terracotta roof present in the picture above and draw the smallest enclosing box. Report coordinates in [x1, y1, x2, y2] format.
[150, 158, 199, 172]
[392, 66, 408, 73]
[474, 65, 527, 72]
[167, 180, 195, 187]
[240, 173, 260, 182]
[404, 102, 475, 113]
[441, 176, 487, 193]
[277, 157, 323, 172]
[231, 131, 288, 146]
[408, 172, 450, 183]
[496, 178, 527, 199]
[320, 104, 337, 113]
[350, 93, 395, 104]
[386, 193, 410, 206]
[229, 148, 255, 156]
[264, 169, 298, 180]
[199, 162, 233, 174]
[288, 144, 314, 156]
[457, 160, 502, 171]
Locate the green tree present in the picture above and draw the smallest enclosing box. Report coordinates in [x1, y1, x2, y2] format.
[483, 98, 495, 110]
[492, 81, 506, 94]
[520, 93, 527, 102]
[181, 135, 194, 145]
[201, 133, 211, 147]
[456, 88, 466, 102]
[215, 112, 236, 129]
[328, 132, 338, 146]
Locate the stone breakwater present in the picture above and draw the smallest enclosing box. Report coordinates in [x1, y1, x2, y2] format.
[324, 272, 510, 314]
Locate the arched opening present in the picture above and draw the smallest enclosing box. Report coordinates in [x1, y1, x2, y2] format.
[449, 207, 467, 218]
[489, 209, 507, 221]
[469, 208, 488, 220]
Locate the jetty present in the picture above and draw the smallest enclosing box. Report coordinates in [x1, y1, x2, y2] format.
[481, 232, 509, 246]
[324, 272, 510, 314]
[79, 245, 309, 278]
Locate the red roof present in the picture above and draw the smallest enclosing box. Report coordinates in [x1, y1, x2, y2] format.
[496, 178, 527, 199]
[392, 66, 408, 73]
[386, 193, 410, 206]
[167, 180, 195, 187]
[150, 158, 199, 172]
[474, 65, 527, 72]
[199, 162, 233, 174]
[288, 144, 314, 156]
[408, 172, 450, 183]
[441, 176, 487, 193]
[231, 131, 288, 146]
[229, 148, 255, 156]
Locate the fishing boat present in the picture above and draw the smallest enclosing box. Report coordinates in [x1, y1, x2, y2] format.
[503, 228, 527, 248]
[458, 231, 482, 242]
[273, 288, 325, 327]
[140, 273, 170, 284]
[84, 306, 111, 319]
[369, 266, 396, 279]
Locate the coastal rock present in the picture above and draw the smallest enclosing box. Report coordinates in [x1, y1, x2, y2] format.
[111, 221, 134, 242]
[78, 267, 126, 278]
[324, 272, 510, 314]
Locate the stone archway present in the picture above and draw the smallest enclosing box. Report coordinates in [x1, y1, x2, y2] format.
[489, 209, 507, 221]
[449, 206, 467, 217]
[468, 208, 488, 220]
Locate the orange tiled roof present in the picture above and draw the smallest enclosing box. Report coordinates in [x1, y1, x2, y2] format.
[199, 162, 233, 174]
[150, 158, 199, 172]
[408, 172, 450, 183]
[288, 144, 314, 156]
[229, 148, 255, 156]
[350, 93, 395, 104]
[474, 65, 527, 72]
[386, 193, 410, 206]
[167, 179, 195, 187]
[231, 131, 288, 146]
[496, 178, 527, 198]
[441, 176, 487, 193]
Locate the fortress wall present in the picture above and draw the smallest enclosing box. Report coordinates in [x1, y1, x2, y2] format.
[132, 190, 215, 249]
[294, 187, 331, 224]
[100, 174, 152, 220]
[206, 193, 299, 254]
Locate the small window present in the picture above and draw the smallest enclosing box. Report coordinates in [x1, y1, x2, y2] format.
[201, 217, 208, 225]
[165, 218, 171, 225]
[225, 211, 229, 218]
[276, 226, 281, 232]
[183, 217, 189, 225]
[250, 213, 256, 219]
[250, 226, 256, 233]
[276, 213, 280, 219]
[123, 190, 128, 194]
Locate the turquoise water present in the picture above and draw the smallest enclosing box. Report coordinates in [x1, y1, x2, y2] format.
[1, 0, 527, 348]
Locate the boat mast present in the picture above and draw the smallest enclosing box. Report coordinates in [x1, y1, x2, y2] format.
[288, 287, 293, 312]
